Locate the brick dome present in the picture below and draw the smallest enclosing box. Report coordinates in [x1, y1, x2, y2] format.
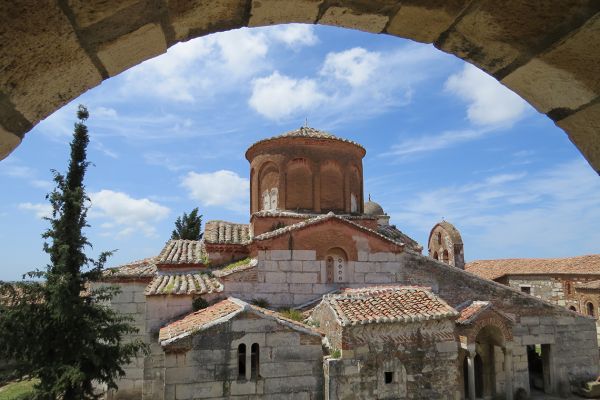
[247, 127, 365, 215]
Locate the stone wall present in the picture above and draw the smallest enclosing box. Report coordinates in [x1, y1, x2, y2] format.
[224, 248, 408, 307]
[324, 319, 459, 400]
[162, 311, 324, 399]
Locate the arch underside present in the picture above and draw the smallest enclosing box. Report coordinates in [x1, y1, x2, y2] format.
[1, 1, 599, 174]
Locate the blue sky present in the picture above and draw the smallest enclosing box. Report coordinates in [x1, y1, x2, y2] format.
[1, 24, 599, 281]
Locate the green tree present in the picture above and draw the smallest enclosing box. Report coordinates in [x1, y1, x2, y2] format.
[171, 208, 203, 240]
[0, 105, 146, 399]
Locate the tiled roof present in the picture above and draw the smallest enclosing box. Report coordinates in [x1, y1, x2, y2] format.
[157, 240, 207, 265]
[456, 301, 491, 325]
[145, 273, 223, 296]
[102, 258, 157, 280]
[251, 210, 377, 220]
[159, 299, 243, 344]
[204, 221, 251, 245]
[247, 126, 365, 154]
[213, 258, 258, 278]
[253, 212, 404, 249]
[576, 280, 600, 291]
[465, 254, 600, 280]
[377, 225, 422, 252]
[159, 297, 321, 346]
[323, 286, 457, 326]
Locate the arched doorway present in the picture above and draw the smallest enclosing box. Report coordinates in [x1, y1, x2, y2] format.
[474, 354, 484, 398]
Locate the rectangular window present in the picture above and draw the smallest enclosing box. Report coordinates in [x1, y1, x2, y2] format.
[520, 286, 531, 295]
[384, 371, 393, 384]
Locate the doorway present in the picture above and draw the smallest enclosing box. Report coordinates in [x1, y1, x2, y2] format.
[527, 344, 552, 394]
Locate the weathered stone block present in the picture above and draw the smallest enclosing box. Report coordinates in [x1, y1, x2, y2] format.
[97, 23, 167, 77]
[249, 0, 322, 26]
[288, 272, 318, 284]
[265, 272, 287, 284]
[319, 6, 388, 33]
[302, 260, 321, 272]
[292, 250, 316, 261]
[271, 250, 292, 261]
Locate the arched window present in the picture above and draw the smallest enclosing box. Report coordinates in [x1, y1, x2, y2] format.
[587, 302, 595, 317]
[259, 163, 279, 211]
[238, 343, 246, 378]
[320, 162, 343, 212]
[437, 232, 442, 245]
[326, 247, 347, 283]
[569, 306, 577, 312]
[433, 251, 439, 260]
[251, 343, 260, 379]
[286, 159, 312, 210]
[442, 250, 450, 264]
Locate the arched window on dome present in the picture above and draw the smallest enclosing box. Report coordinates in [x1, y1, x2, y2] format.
[259, 163, 279, 211]
[350, 193, 358, 213]
[437, 232, 442, 245]
[321, 162, 344, 212]
[433, 251, 439, 261]
[286, 159, 312, 210]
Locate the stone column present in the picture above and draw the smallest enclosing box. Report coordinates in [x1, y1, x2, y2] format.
[503, 344, 514, 400]
[467, 346, 476, 400]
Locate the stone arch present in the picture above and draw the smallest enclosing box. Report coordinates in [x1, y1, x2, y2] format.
[286, 158, 312, 210]
[2, 3, 600, 174]
[320, 162, 344, 212]
[258, 162, 279, 211]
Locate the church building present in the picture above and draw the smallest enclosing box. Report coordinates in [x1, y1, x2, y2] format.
[100, 127, 599, 400]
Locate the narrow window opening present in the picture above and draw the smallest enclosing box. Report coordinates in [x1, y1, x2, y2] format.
[442, 249, 449, 264]
[251, 343, 260, 379]
[384, 371, 393, 384]
[433, 251, 439, 261]
[521, 286, 531, 295]
[238, 343, 246, 379]
[587, 302, 595, 317]
[437, 232, 442, 245]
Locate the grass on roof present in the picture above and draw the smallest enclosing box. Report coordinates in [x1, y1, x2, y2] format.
[0, 379, 39, 400]
[220, 257, 252, 271]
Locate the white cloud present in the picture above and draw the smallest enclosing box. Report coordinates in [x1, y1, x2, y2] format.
[89, 190, 170, 238]
[382, 129, 487, 158]
[445, 64, 529, 126]
[270, 24, 318, 48]
[181, 170, 249, 212]
[1, 158, 54, 189]
[249, 72, 327, 120]
[18, 202, 52, 219]
[320, 47, 380, 87]
[94, 106, 118, 118]
[387, 159, 600, 259]
[248, 43, 446, 124]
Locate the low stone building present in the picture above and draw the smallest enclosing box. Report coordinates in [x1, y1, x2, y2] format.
[99, 127, 599, 400]
[466, 255, 600, 344]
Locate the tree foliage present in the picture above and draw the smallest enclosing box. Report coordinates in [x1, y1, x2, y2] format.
[0, 105, 146, 399]
[171, 208, 203, 240]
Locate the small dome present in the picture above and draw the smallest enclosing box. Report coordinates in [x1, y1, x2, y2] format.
[364, 199, 385, 216]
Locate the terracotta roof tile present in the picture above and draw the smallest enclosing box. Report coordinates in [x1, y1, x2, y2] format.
[159, 297, 322, 346]
[157, 240, 207, 265]
[102, 258, 157, 279]
[247, 126, 365, 155]
[323, 286, 457, 326]
[253, 212, 405, 249]
[204, 221, 251, 245]
[145, 273, 223, 296]
[465, 255, 600, 280]
[377, 225, 422, 252]
[159, 299, 242, 344]
[456, 301, 491, 325]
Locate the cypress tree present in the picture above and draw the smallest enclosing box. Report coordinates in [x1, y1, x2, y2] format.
[0, 105, 146, 399]
[171, 207, 203, 240]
